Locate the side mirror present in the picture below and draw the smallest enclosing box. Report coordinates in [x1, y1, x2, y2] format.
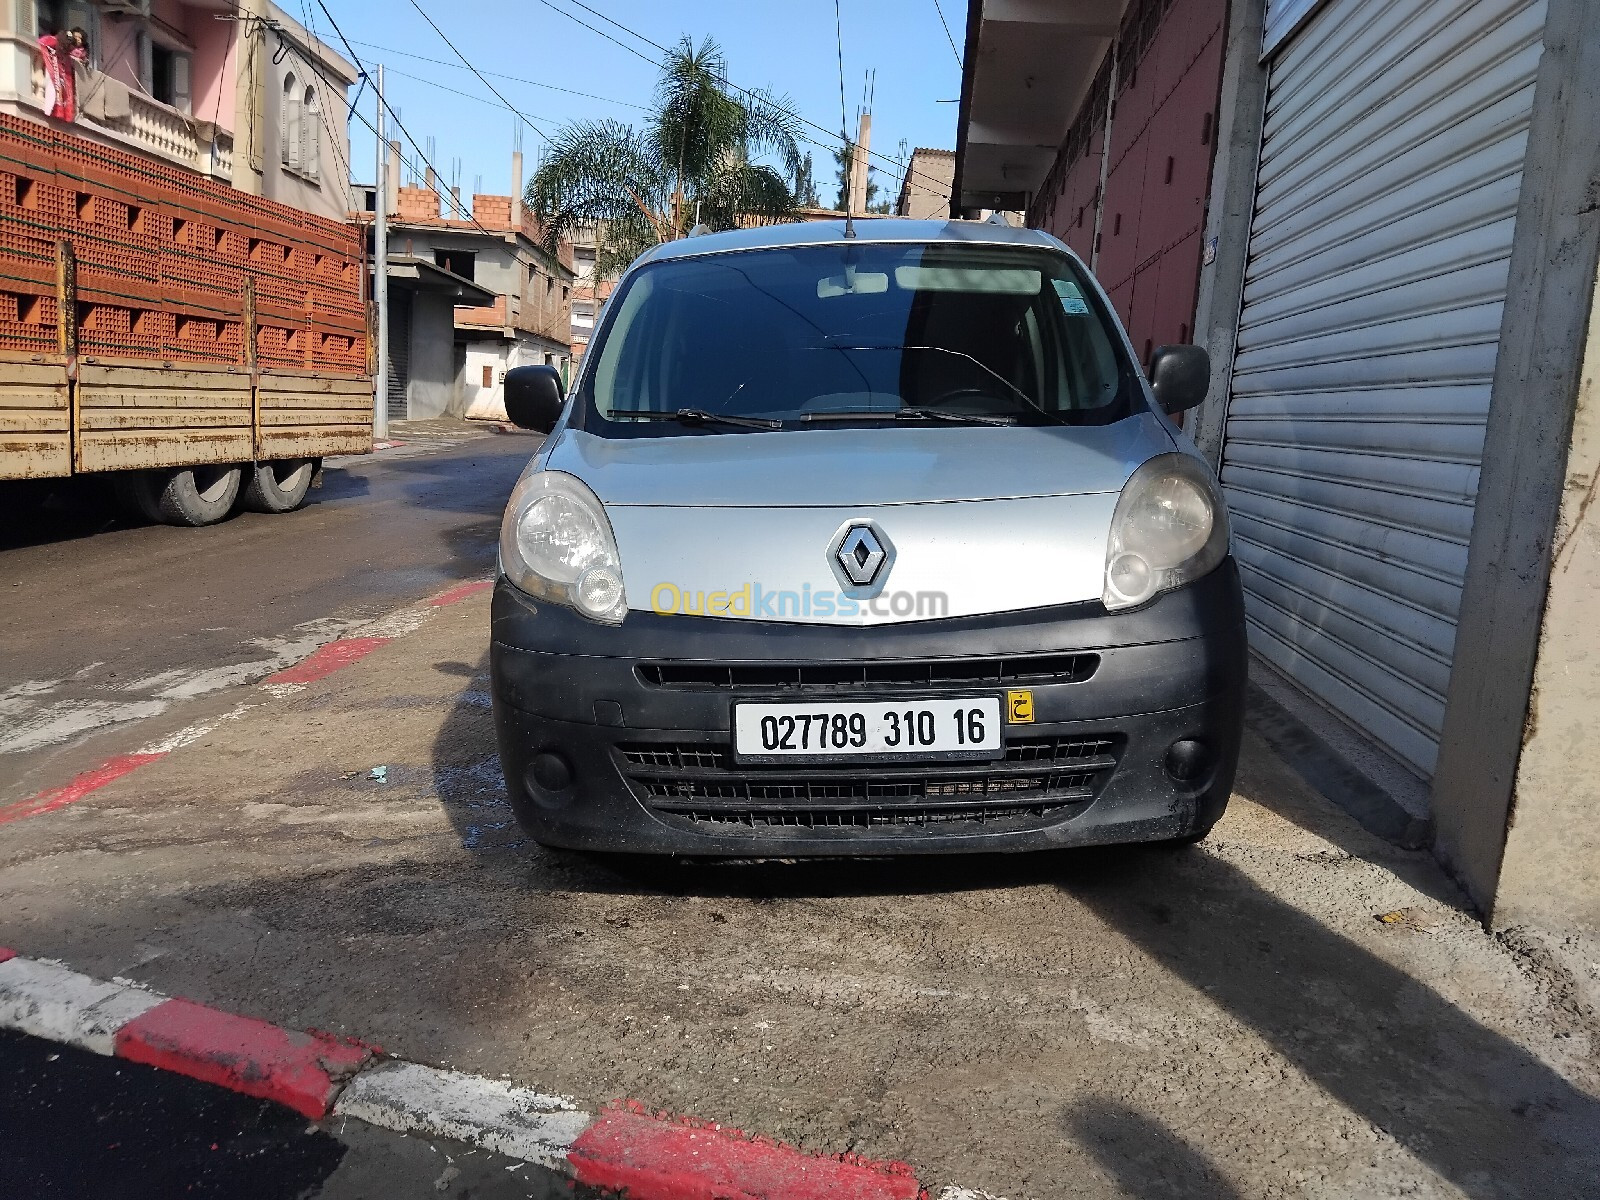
[503, 365, 566, 433]
[1148, 345, 1210, 415]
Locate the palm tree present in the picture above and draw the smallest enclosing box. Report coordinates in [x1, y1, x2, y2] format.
[528, 37, 804, 278]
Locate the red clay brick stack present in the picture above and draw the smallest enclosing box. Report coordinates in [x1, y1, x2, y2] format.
[0, 111, 367, 374]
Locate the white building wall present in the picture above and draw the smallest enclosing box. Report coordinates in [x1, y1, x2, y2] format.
[462, 334, 570, 422]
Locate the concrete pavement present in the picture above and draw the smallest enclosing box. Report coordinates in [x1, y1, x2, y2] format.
[1, 586, 1595, 1198]
[0, 421, 537, 810]
[2, 430, 1596, 1197]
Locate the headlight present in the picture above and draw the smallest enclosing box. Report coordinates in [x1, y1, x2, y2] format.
[1103, 453, 1229, 611]
[499, 470, 627, 624]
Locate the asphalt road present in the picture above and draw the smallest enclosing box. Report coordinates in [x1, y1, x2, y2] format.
[3, 431, 1596, 1197]
[0, 1029, 585, 1199]
[0, 426, 539, 807]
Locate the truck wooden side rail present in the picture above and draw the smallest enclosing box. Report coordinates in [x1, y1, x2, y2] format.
[0, 113, 373, 525]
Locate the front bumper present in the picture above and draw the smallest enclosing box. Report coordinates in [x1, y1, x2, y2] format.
[490, 560, 1247, 855]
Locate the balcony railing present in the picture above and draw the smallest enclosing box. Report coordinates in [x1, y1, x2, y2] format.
[2, 35, 232, 182]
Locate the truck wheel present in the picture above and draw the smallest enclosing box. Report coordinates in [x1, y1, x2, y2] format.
[239, 458, 316, 514]
[118, 464, 243, 527]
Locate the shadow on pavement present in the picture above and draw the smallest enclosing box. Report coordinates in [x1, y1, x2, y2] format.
[1063, 846, 1600, 1199]
[0, 476, 129, 549]
[426, 649, 1600, 1198]
[1063, 1098, 1246, 1200]
[0, 1028, 597, 1199]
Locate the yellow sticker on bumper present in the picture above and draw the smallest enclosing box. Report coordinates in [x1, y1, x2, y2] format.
[1007, 689, 1035, 724]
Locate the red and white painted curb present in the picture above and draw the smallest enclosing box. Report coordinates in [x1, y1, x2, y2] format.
[1, 577, 495, 830]
[0, 949, 1001, 1199]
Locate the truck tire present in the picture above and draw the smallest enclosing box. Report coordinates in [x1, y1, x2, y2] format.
[239, 458, 316, 514]
[117, 464, 243, 527]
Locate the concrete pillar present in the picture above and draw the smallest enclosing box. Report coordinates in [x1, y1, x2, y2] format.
[1188, 0, 1269, 468]
[1491, 260, 1600, 934]
[386, 141, 401, 214]
[1430, 0, 1600, 919]
[230, 0, 267, 192]
[511, 149, 523, 230]
[849, 113, 871, 215]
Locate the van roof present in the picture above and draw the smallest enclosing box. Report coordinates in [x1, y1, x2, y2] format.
[639, 218, 1067, 265]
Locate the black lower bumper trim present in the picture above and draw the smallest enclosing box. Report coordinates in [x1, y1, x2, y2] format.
[488, 561, 1247, 855]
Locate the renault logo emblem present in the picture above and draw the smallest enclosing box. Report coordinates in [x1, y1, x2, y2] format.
[828, 521, 894, 591]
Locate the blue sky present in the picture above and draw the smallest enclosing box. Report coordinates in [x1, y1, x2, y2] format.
[312, 0, 965, 207]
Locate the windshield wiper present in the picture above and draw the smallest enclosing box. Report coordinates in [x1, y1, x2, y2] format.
[814, 342, 1065, 422]
[607, 407, 783, 431]
[802, 407, 1013, 426]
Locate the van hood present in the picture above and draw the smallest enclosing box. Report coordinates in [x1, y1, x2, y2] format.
[545, 416, 1173, 507]
[539, 415, 1176, 625]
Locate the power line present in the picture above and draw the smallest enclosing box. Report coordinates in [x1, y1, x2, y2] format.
[557, 0, 669, 54]
[292, 2, 359, 208]
[529, 0, 661, 70]
[311, 0, 503, 241]
[529, 0, 947, 200]
[344, 37, 649, 112]
[931, 0, 963, 70]
[382, 64, 558, 123]
[401, 0, 554, 146]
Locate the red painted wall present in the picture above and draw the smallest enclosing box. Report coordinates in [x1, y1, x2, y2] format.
[1032, 0, 1228, 366]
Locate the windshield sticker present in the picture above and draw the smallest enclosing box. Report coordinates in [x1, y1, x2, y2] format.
[1053, 279, 1092, 315]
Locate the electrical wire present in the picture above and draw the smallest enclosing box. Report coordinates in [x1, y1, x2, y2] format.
[343, 37, 649, 112]
[931, 0, 963, 70]
[395, 0, 926, 223]
[528, 0, 944, 200]
[311, 0, 504, 241]
[380, 64, 557, 123]
[529, 0, 661, 70]
[290, 2, 358, 208]
[401, 0, 554, 147]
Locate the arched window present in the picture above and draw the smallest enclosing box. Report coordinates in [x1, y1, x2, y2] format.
[302, 86, 320, 180]
[280, 73, 299, 170]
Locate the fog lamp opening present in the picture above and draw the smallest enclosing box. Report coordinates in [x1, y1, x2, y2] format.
[530, 751, 574, 792]
[1165, 738, 1211, 783]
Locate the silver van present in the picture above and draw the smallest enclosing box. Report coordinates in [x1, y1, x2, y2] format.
[491, 219, 1245, 856]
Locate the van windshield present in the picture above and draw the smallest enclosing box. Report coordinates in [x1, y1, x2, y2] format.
[579, 242, 1136, 435]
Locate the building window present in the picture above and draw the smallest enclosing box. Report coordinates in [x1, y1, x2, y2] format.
[482, 365, 494, 388]
[281, 73, 300, 170]
[32, 2, 100, 66]
[561, 285, 569, 301]
[147, 40, 191, 113]
[302, 86, 320, 179]
[434, 249, 476, 281]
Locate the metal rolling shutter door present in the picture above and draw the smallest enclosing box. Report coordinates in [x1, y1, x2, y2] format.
[1220, 0, 1546, 781]
[387, 290, 411, 422]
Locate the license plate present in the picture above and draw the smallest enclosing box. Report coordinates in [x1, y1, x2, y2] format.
[732, 697, 1003, 763]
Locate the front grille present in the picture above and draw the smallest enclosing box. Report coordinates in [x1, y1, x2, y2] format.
[666, 804, 1080, 829]
[635, 653, 1099, 691]
[616, 734, 1120, 830]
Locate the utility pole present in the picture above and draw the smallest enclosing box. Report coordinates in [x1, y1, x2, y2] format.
[848, 110, 872, 216]
[373, 64, 389, 441]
